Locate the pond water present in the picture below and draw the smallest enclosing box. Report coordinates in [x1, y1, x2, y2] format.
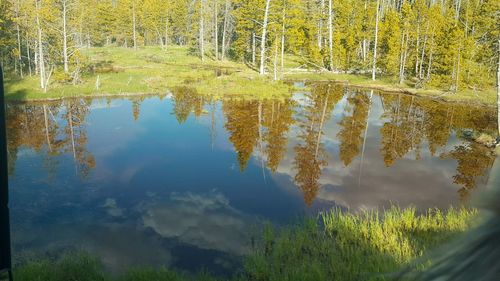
[6, 83, 497, 275]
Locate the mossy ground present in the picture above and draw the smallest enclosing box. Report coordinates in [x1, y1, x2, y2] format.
[4, 46, 497, 105]
[7, 207, 477, 281]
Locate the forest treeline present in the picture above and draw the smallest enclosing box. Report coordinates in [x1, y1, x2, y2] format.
[0, 0, 499, 92]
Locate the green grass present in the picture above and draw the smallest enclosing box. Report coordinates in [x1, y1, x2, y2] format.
[4, 46, 496, 104]
[243, 206, 475, 281]
[4, 46, 291, 101]
[9, 206, 477, 281]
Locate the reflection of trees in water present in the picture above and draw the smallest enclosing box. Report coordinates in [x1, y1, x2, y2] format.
[337, 91, 371, 166]
[441, 143, 496, 201]
[6, 99, 94, 178]
[64, 100, 95, 178]
[379, 94, 426, 166]
[377, 93, 497, 199]
[6, 87, 497, 205]
[379, 94, 497, 166]
[262, 100, 295, 173]
[131, 96, 146, 121]
[293, 83, 344, 206]
[222, 98, 295, 173]
[7, 103, 61, 177]
[171, 86, 205, 124]
[223, 99, 260, 171]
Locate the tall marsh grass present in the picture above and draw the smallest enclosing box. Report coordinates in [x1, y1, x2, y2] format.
[244, 207, 476, 281]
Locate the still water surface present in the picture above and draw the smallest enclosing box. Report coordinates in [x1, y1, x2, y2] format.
[6, 83, 497, 275]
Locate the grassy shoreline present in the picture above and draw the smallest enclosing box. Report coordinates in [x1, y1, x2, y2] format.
[4, 46, 497, 106]
[284, 73, 497, 106]
[11, 206, 477, 281]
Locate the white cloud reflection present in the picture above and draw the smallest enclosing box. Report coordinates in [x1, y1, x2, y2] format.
[141, 192, 255, 256]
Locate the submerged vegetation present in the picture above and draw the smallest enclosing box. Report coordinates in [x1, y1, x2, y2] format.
[10, 207, 477, 281]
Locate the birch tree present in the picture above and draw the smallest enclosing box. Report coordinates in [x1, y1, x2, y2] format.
[372, 0, 380, 80]
[327, 0, 333, 71]
[60, 0, 70, 73]
[259, 0, 271, 75]
[214, 0, 219, 59]
[35, 0, 46, 89]
[199, 0, 205, 61]
[221, 0, 231, 60]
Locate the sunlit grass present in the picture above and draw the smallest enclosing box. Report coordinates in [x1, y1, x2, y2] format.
[10, 206, 477, 281]
[4, 46, 496, 104]
[244, 206, 476, 281]
[4, 46, 291, 101]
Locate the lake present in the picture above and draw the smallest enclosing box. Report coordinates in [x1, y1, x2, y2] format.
[6, 83, 497, 275]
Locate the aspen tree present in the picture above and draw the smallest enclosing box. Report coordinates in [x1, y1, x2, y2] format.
[372, 0, 380, 80]
[259, 0, 271, 75]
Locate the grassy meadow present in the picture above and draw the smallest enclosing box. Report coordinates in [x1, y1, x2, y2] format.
[4, 46, 291, 101]
[4, 46, 497, 105]
[9, 206, 477, 281]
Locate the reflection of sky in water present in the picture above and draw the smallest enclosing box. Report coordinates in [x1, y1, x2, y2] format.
[7, 88, 496, 274]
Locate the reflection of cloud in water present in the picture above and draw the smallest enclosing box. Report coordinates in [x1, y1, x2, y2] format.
[142, 192, 253, 256]
[82, 224, 171, 273]
[13, 223, 172, 274]
[264, 119, 461, 211]
[315, 157, 459, 211]
[102, 198, 124, 217]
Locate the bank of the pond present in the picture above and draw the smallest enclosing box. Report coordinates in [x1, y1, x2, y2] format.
[11, 207, 476, 281]
[284, 73, 497, 107]
[3, 46, 497, 106]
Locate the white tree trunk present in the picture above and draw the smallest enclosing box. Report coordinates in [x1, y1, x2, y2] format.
[62, 0, 69, 73]
[164, 17, 169, 50]
[280, 2, 286, 69]
[133, 2, 137, 50]
[419, 32, 428, 79]
[252, 32, 256, 65]
[318, 0, 324, 49]
[36, 1, 46, 90]
[399, 30, 408, 84]
[427, 46, 433, 79]
[259, 0, 271, 75]
[214, 0, 219, 60]
[372, 0, 380, 81]
[328, 0, 333, 71]
[221, 0, 230, 60]
[274, 38, 278, 80]
[200, 0, 205, 61]
[26, 37, 32, 76]
[16, 7, 23, 78]
[362, 39, 367, 62]
[34, 41, 39, 75]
